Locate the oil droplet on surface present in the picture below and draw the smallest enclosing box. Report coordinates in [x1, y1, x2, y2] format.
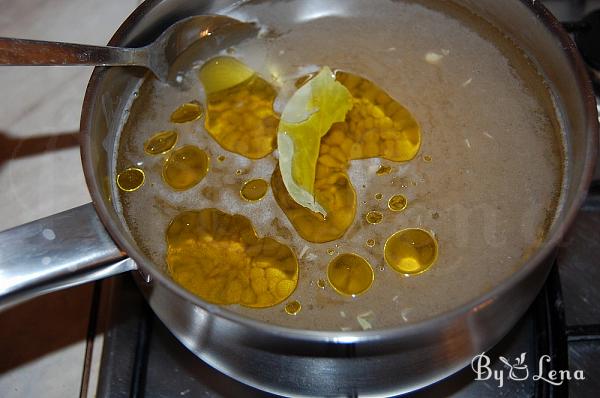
[327, 253, 374, 297]
[166, 208, 298, 307]
[272, 166, 355, 244]
[199, 56, 279, 159]
[285, 300, 302, 315]
[117, 167, 145, 192]
[384, 228, 438, 275]
[163, 145, 209, 191]
[366, 239, 376, 247]
[423, 155, 432, 162]
[217, 155, 225, 162]
[240, 179, 269, 201]
[317, 279, 327, 289]
[235, 169, 243, 175]
[375, 193, 383, 200]
[388, 194, 408, 212]
[327, 248, 336, 256]
[432, 212, 440, 220]
[376, 165, 392, 175]
[170, 101, 203, 123]
[144, 130, 178, 155]
[366, 211, 383, 224]
[271, 71, 420, 243]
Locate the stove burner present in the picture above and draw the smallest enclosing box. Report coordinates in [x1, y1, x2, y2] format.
[89, 3, 600, 397]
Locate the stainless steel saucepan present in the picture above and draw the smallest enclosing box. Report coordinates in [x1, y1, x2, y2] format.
[0, 0, 597, 396]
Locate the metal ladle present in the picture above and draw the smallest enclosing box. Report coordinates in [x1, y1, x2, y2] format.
[0, 15, 259, 85]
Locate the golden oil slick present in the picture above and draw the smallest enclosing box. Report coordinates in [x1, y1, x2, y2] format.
[144, 130, 178, 155]
[199, 56, 279, 159]
[240, 178, 269, 201]
[271, 167, 355, 243]
[116, 167, 145, 192]
[375, 193, 383, 200]
[334, 71, 421, 160]
[272, 71, 420, 243]
[170, 101, 203, 123]
[166, 208, 298, 307]
[327, 253, 374, 297]
[284, 300, 302, 315]
[162, 145, 209, 191]
[388, 194, 408, 212]
[366, 211, 383, 224]
[384, 228, 438, 275]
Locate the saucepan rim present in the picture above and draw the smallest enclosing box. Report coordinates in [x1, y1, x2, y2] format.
[80, 0, 598, 343]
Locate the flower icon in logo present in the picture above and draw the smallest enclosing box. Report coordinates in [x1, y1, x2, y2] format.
[499, 353, 529, 381]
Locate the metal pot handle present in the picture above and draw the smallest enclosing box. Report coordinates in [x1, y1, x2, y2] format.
[0, 203, 136, 310]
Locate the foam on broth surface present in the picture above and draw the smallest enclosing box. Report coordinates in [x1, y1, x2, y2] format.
[114, 0, 563, 330]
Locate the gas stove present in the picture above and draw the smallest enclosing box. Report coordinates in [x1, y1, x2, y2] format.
[85, 2, 600, 397]
[0, 1, 597, 397]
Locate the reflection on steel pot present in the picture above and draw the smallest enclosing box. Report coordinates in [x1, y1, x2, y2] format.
[0, 0, 597, 396]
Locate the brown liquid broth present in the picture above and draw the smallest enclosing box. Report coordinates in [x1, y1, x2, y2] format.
[115, 0, 563, 330]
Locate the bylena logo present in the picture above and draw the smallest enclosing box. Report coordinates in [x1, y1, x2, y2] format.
[471, 352, 585, 388]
